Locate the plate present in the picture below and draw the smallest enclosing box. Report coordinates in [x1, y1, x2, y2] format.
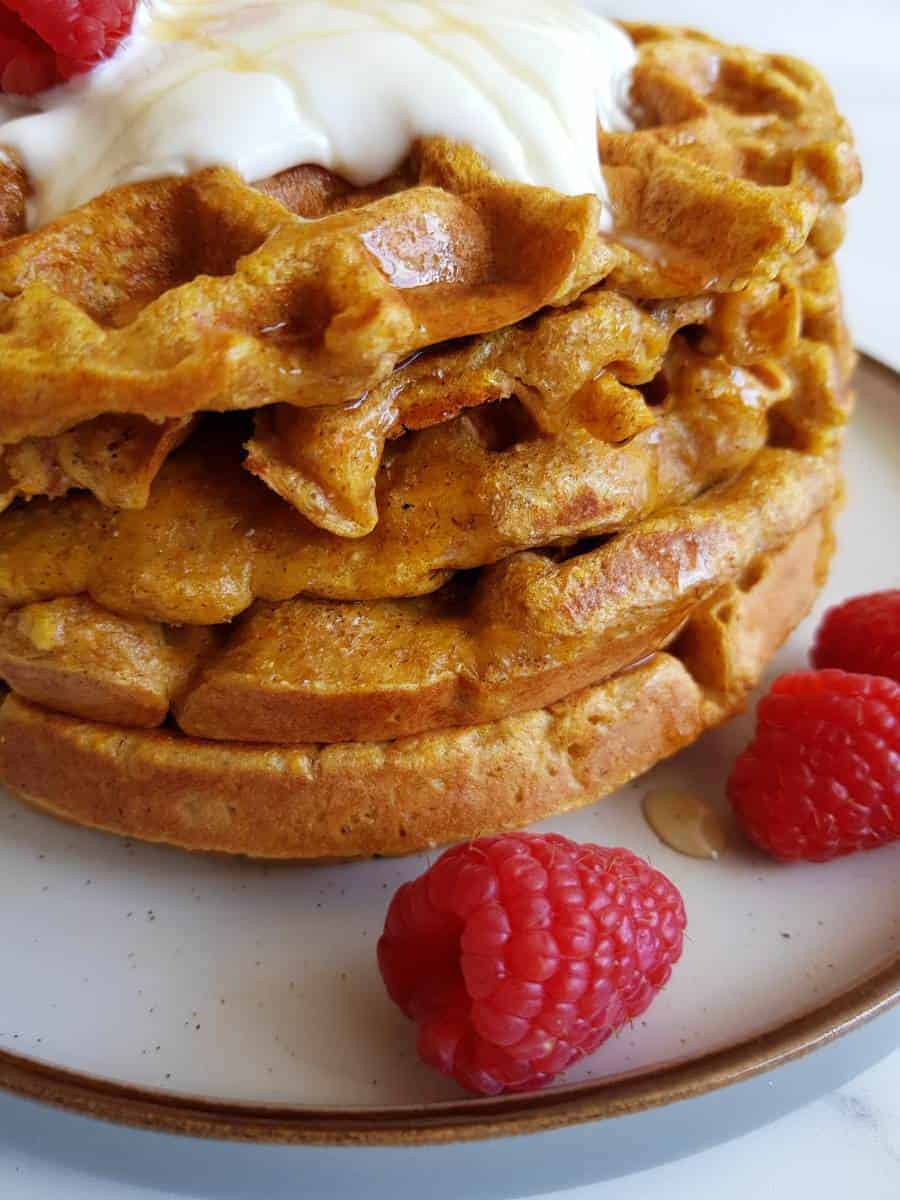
[0, 356, 897, 1191]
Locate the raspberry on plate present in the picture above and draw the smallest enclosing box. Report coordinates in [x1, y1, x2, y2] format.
[377, 833, 686, 1096]
[729, 670, 900, 863]
[0, 0, 136, 92]
[812, 589, 900, 684]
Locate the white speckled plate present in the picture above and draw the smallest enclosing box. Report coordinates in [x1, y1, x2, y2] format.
[0, 358, 897, 1192]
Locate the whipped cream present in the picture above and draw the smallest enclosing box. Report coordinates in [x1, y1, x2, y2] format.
[0, 0, 636, 228]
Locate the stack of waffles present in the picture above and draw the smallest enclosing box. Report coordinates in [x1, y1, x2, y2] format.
[0, 24, 861, 859]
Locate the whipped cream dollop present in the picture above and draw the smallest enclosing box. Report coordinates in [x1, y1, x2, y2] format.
[0, 0, 636, 228]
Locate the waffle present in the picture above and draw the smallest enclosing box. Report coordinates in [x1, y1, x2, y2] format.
[0, 509, 834, 859]
[0, 446, 838, 742]
[0, 273, 846, 626]
[0, 149, 615, 444]
[0, 26, 857, 451]
[0, 22, 860, 857]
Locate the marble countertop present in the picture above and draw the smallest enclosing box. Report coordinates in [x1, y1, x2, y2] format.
[2, 2, 898, 1196]
[555, 1057, 900, 1200]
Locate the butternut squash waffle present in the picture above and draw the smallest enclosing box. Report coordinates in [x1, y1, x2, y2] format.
[0, 24, 860, 858]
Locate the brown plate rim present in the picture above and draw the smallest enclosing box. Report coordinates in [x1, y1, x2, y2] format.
[0, 352, 897, 1147]
[0, 955, 897, 1146]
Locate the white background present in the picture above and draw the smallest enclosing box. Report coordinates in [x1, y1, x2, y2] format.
[1, 1, 898, 1196]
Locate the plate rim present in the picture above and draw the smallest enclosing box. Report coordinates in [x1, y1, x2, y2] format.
[0, 955, 897, 1145]
[1, 351, 897, 1147]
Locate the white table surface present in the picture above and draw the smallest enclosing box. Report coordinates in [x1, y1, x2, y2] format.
[2, 2, 898, 1196]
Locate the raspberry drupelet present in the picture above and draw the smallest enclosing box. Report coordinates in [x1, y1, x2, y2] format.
[378, 833, 686, 1096]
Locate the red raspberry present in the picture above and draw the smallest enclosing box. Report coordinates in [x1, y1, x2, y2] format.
[377, 834, 686, 1096]
[812, 590, 900, 685]
[0, 7, 56, 95]
[0, 0, 136, 92]
[729, 671, 900, 863]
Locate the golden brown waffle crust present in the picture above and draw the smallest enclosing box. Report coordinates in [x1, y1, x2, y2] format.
[0, 510, 833, 861]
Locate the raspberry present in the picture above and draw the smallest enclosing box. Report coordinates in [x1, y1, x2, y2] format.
[0, 0, 136, 92]
[812, 590, 900, 685]
[728, 671, 900, 863]
[377, 833, 686, 1096]
[0, 7, 56, 95]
